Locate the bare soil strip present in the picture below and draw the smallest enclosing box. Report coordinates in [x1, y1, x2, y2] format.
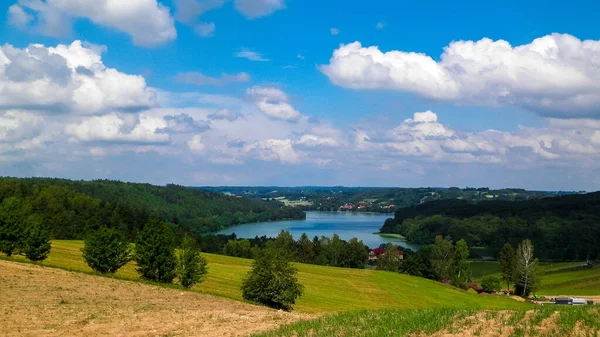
[0, 260, 311, 337]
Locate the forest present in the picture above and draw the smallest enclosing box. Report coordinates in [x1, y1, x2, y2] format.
[0, 177, 304, 240]
[380, 192, 600, 261]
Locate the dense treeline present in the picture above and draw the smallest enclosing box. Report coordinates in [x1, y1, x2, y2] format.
[380, 192, 600, 261]
[0, 177, 305, 240]
[204, 231, 370, 269]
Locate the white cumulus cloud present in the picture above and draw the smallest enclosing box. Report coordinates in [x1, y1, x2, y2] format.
[8, 0, 177, 47]
[0, 41, 155, 114]
[65, 113, 169, 144]
[320, 33, 600, 119]
[246, 86, 302, 122]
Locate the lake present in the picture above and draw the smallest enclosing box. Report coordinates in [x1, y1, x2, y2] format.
[217, 211, 420, 251]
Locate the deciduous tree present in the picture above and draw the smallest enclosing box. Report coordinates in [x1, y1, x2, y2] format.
[376, 243, 400, 272]
[176, 235, 208, 288]
[515, 239, 541, 296]
[241, 243, 303, 311]
[82, 227, 131, 274]
[135, 219, 177, 283]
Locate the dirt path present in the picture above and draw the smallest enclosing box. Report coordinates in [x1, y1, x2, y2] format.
[0, 260, 312, 337]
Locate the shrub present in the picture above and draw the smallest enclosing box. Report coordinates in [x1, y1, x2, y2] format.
[241, 244, 303, 311]
[135, 219, 177, 283]
[481, 275, 502, 293]
[22, 218, 51, 262]
[176, 235, 208, 288]
[82, 227, 131, 274]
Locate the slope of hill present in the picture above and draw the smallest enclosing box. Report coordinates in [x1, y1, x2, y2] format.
[2, 241, 527, 314]
[0, 259, 308, 337]
[0, 177, 304, 239]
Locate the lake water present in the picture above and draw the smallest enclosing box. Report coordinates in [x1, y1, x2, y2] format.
[217, 211, 420, 251]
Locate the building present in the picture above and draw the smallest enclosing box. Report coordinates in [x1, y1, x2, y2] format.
[369, 248, 404, 261]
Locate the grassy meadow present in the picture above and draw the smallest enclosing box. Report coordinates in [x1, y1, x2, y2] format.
[254, 306, 600, 337]
[470, 260, 600, 296]
[2, 240, 528, 314]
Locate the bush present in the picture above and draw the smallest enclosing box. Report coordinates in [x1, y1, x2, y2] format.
[241, 244, 304, 311]
[135, 219, 177, 283]
[22, 218, 51, 262]
[176, 236, 208, 288]
[82, 227, 131, 274]
[481, 275, 501, 293]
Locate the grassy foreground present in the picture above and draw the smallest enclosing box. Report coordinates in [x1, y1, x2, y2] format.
[471, 260, 600, 296]
[3, 240, 528, 314]
[255, 307, 600, 337]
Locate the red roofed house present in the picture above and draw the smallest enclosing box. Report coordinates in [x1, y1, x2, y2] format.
[369, 248, 404, 261]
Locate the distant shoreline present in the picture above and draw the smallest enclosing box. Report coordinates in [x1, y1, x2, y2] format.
[372, 232, 407, 241]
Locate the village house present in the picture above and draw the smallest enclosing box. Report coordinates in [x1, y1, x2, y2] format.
[369, 248, 404, 261]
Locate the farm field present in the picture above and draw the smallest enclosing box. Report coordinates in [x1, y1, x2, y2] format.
[0, 259, 308, 337]
[1, 241, 528, 315]
[470, 260, 600, 296]
[255, 307, 600, 337]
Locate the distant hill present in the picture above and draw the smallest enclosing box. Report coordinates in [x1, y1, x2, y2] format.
[0, 178, 305, 239]
[381, 192, 600, 261]
[199, 186, 580, 213]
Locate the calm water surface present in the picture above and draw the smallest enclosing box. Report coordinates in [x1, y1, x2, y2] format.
[217, 211, 420, 251]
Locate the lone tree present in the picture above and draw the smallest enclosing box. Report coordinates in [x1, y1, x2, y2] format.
[82, 227, 131, 274]
[22, 217, 51, 262]
[376, 243, 401, 272]
[499, 243, 517, 289]
[135, 219, 177, 283]
[176, 235, 208, 288]
[241, 243, 304, 311]
[515, 239, 541, 296]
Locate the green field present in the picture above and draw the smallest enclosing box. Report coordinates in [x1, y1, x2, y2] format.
[254, 306, 600, 337]
[470, 260, 600, 296]
[2, 240, 528, 314]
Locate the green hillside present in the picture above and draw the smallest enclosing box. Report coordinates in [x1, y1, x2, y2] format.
[0, 177, 304, 239]
[2, 241, 527, 314]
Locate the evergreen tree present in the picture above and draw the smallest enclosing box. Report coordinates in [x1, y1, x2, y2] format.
[176, 235, 208, 288]
[498, 243, 517, 289]
[135, 219, 177, 283]
[345, 238, 369, 269]
[376, 243, 400, 272]
[22, 217, 51, 262]
[515, 239, 541, 296]
[82, 227, 131, 274]
[241, 243, 304, 311]
[296, 233, 315, 264]
[431, 235, 454, 281]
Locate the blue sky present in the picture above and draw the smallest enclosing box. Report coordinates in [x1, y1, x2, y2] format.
[1, 0, 600, 190]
